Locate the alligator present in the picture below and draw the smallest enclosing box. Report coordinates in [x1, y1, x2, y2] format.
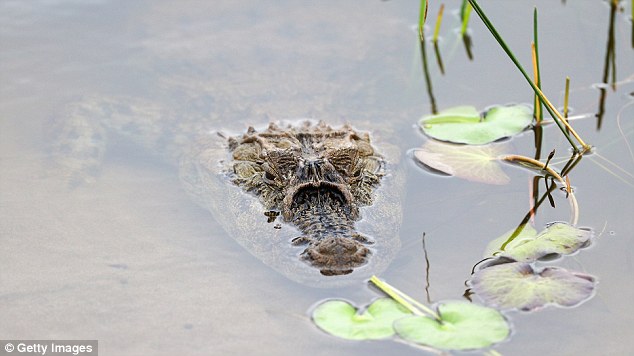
[179, 118, 402, 286]
[221, 121, 384, 276]
[53, 93, 402, 287]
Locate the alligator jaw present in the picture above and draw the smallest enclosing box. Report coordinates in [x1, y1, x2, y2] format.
[285, 181, 370, 275]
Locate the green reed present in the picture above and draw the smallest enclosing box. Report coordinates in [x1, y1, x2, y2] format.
[467, 0, 590, 153]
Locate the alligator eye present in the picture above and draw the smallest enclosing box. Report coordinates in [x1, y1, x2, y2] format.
[264, 171, 275, 181]
[327, 147, 356, 173]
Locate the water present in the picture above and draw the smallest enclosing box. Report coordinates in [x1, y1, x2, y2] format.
[1, 0, 633, 355]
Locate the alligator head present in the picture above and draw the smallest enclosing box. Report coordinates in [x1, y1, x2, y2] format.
[227, 120, 385, 275]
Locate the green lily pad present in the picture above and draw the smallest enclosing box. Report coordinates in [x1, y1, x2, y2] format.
[469, 262, 596, 311]
[413, 140, 510, 185]
[419, 104, 533, 144]
[485, 222, 592, 261]
[394, 301, 510, 350]
[311, 298, 412, 340]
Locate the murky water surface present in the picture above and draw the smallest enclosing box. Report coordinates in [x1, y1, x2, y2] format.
[1, 1, 633, 355]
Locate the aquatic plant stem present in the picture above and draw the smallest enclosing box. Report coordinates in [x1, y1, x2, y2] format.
[532, 8, 543, 123]
[560, 151, 583, 177]
[418, 0, 428, 33]
[534, 85, 589, 152]
[610, 0, 618, 90]
[598, 0, 619, 129]
[370, 276, 423, 316]
[503, 155, 579, 225]
[498, 183, 558, 252]
[531, 43, 542, 123]
[461, 0, 472, 36]
[466, 0, 589, 152]
[504, 155, 564, 183]
[431, 4, 446, 74]
[369, 276, 440, 320]
[421, 233, 433, 304]
[419, 35, 438, 114]
[564, 76, 570, 119]
[418, 0, 437, 113]
[433, 4, 445, 43]
[433, 42, 445, 75]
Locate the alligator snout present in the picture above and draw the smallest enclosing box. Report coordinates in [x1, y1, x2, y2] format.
[302, 236, 371, 276]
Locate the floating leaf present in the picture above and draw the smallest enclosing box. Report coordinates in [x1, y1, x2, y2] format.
[485, 222, 592, 261]
[413, 140, 510, 184]
[470, 262, 596, 311]
[394, 301, 510, 350]
[419, 104, 533, 144]
[311, 298, 412, 340]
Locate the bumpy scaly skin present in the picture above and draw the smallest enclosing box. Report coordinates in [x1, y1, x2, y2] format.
[226, 121, 384, 275]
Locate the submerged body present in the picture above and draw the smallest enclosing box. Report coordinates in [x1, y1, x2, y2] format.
[52, 95, 403, 287]
[180, 120, 403, 286]
[46, 0, 410, 287]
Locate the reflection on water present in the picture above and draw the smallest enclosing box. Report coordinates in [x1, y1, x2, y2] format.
[1, 0, 633, 355]
[596, 0, 618, 129]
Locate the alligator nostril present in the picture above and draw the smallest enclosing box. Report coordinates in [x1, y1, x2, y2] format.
[308, 158, 324, 166]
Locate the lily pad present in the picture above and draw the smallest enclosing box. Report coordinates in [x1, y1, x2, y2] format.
[413, 140, 510, 185]
[419, 104, 533, 144]
[469, 262, 596, 311]
[311, 298, 412, 340]
[394, 301, 510, 350]
[485, 222, 592, 261]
